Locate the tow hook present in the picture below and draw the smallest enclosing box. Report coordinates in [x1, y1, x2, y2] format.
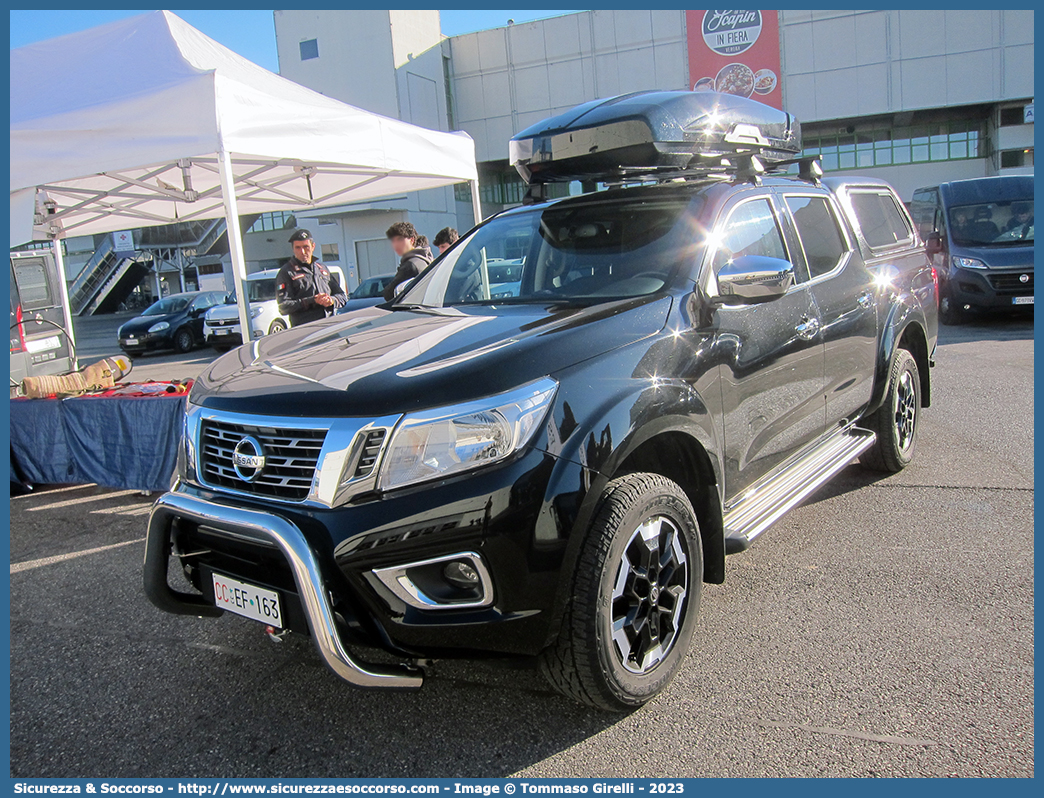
[265, 625, 290, 643]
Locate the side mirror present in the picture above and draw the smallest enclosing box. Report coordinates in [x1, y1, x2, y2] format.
[715, 255, 794, 303]
[188, 307, 204, 318]
[925, 232, 944, 257]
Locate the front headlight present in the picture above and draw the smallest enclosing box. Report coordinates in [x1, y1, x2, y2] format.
[953, 256, 987, 270]
[250, 306, 263, 318]
[378, 377, 558, 492]
[148, 321, 170, 333]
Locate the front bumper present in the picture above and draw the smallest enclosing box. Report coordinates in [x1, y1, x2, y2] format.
[119, 332, 171, 352]
[947, 267, 1034, 310]
[206, 323, 264, 345]
[145, 490, 424, 690]
[146, 431, 588, 669]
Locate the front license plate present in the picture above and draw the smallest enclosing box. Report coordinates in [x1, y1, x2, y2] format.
[1013, 296, 1034, 305]
[212, 573, 282, 628]
[124, 337, 138, 346]
[214, 328, 230, 335]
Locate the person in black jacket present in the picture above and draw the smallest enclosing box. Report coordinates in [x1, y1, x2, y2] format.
[382, 221, 433, 301]
[276, 229, 347, 327]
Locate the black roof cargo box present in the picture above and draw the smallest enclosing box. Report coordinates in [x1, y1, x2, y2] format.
[510, 90, 801, 184]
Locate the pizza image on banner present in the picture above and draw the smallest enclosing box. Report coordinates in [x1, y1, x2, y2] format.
[686, 9, 782, 109]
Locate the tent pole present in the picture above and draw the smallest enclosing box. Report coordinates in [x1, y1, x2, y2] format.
[470, 178, 482, 229]
[50, 235, 78, 370]
[218, 150, 253, 343]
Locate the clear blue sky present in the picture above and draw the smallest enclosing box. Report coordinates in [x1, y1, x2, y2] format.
[9, 10, 582, 73]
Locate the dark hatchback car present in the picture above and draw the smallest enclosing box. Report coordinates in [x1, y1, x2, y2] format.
[145, 91, 936, 711]
[118, 291, 227, 356]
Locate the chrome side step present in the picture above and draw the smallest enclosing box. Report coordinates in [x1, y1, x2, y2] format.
[723, 427, 876, 553]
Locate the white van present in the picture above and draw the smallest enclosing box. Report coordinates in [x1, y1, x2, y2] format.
[203, 266, 346, 351]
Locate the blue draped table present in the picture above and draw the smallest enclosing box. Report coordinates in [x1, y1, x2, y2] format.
[10, 395, 185, 492]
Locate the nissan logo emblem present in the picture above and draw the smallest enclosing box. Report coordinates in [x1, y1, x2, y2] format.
[232, 435, 266, 483]
[1019, 273, 1030, 283]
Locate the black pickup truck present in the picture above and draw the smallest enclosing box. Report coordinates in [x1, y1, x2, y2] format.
[145, 91, 938, 711]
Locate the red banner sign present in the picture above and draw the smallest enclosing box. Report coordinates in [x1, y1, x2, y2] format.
[686, 10, 782, 109]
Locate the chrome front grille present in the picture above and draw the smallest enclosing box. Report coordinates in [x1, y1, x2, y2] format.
[200, 419, 327, 501]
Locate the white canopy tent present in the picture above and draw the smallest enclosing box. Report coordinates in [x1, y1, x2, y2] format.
[10, 10, 481, 346]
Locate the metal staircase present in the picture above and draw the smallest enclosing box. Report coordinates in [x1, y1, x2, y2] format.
[69, 216, 249, 316]
[68, 239, 131, 316]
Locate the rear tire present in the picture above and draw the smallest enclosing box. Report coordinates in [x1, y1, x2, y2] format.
[540, 473, 702, 711]
[861, 348, 921, 473]
[173, 328, 195, 354]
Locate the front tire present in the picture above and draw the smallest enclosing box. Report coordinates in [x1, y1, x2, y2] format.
[540, 473, 702, 711]
[861, 348, 921, 472]
[268, 318, 287, 335]
[173, 327, 195, 354]
[939, 285, 967, 325]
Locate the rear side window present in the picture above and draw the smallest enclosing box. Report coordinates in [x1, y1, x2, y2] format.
[785, 196, 849, 278]
[13, 259, 55, 310]
[849, 191, 913, 249]
[710, 198, 788, 274]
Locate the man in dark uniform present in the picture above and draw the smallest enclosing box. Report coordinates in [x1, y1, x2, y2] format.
[382, 221, 433, 301]
[276, 229, 347, 327]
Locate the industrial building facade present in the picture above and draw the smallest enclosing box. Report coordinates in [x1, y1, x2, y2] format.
[30, 9, 1032, 298]
[268, 8, 1033, 290]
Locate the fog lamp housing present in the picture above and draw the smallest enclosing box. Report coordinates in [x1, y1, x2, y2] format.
[370, 552, 493, 611]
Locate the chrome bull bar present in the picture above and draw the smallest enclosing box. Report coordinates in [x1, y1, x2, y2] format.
[144, 490, 423, 690]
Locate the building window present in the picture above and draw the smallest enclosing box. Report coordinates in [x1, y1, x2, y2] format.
[245, 211, 297, 234]
[11, 241, 62, 254]
[455, 172, 572, 207]
[804, 119, 986, 172]
[999, 106, 1026, 127]
[300, 39, 319, 61]
[320, 243, 340, 262]
[1000, 149, 1033, 168]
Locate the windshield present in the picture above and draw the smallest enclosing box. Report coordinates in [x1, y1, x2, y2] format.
[949, 200, 1034, 246]
[227, 281, 277, 303]
[350, 278, 384, 299]
[398, 194, 699, 308]
[247, 280, 277, 302]
[143, 296, 191, 315]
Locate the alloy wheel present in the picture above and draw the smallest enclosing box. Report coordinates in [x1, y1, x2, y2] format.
[894, 370, 917, 452]
[609, 515, 689, 675]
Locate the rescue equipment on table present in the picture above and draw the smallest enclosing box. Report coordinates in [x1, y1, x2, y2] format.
[19, 355, 132, 399]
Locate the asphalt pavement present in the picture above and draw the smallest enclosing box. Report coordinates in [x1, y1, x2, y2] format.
[9, 312, 1034, 778]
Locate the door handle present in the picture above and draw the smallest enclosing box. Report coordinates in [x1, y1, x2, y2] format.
[795, 317, 820, 340]
[857, 291, 874, 309]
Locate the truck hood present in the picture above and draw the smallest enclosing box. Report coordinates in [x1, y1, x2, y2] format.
[192, 296, 672, 417]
